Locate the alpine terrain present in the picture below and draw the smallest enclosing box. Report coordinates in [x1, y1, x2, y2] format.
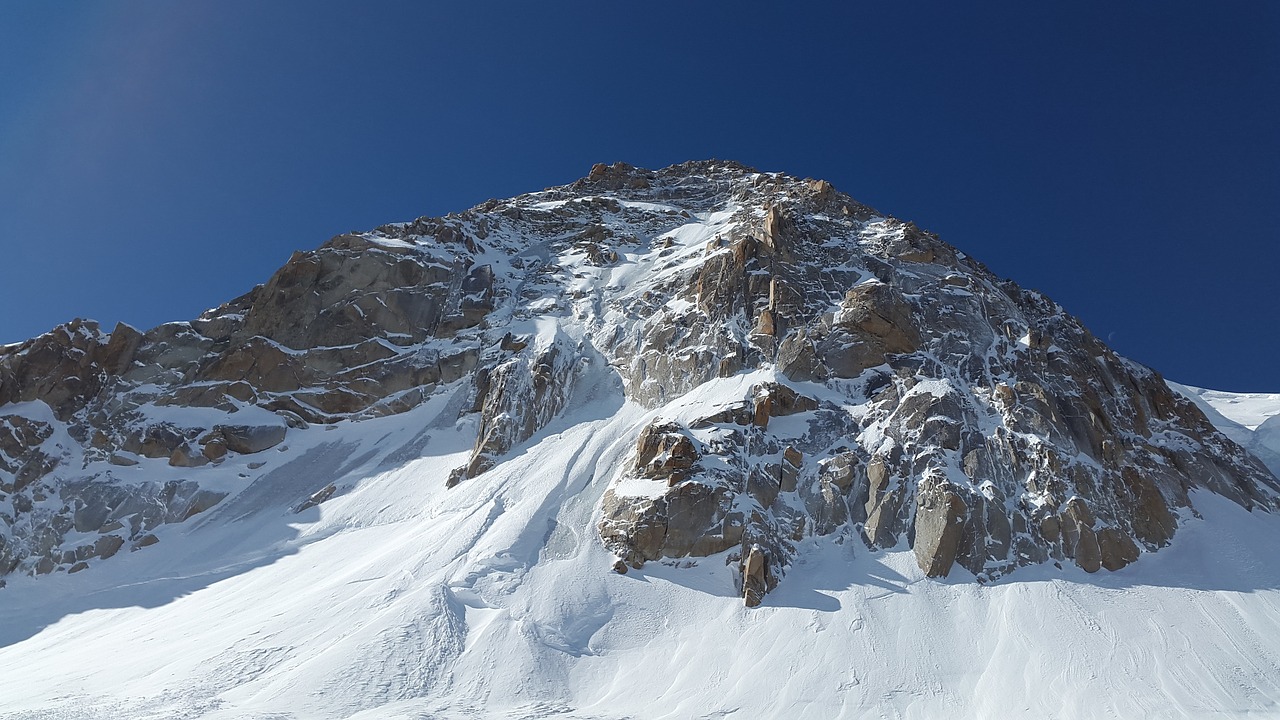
[2, 161, 1278, 719]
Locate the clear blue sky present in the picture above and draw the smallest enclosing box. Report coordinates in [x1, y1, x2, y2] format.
[2, 2, 1277, 391]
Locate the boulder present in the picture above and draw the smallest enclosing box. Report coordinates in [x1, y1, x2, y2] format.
[635, 421, 700, 478]
[913, 484, 968, 577]
[742, 545, 768, 607]
[1097, 527, 1140, 571]
[212, 424, 287, 455]
[169, 443, 209, 468]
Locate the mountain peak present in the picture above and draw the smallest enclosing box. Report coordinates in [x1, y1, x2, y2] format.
[0, 162, 1276, 604]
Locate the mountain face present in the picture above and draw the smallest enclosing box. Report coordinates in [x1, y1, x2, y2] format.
[1, 160, 1277, 606]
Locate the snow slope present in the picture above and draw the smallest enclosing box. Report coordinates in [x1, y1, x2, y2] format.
[1171, 382, 1280, 478]
[1, 366, 1279, 718]
[2, 162, 1279, 718]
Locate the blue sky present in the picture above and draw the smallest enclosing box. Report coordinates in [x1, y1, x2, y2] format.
[1, 2, 1277, 390]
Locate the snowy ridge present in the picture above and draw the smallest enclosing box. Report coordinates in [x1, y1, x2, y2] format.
[1, 160, 1278, 717]
[1170, 381, 1280, 477]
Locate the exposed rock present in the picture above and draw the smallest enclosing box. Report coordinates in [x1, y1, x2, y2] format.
[0, 158, 1275, 603]
[453, 339, 578, 484]
[598, 491, 667, 569]
[0, 319, 112, 420]
[634, 421, 700, 483]
[751, 382, 818, 429]
[201, 440, 228, 462]
[1097, 527, 1141, 571]
[95, 534, 124, 560]
[742, 545, 768, 607]
[913, 483, 968, 577]
[108, 452, 139, 467]
[211, 424, 287, 455]
[168, 443, 209, 468]
[295, 483, 337, 513]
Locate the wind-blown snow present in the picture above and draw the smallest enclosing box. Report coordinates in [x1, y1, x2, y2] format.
[1170, 381, 1280, 478]
[0, 368, 1278, 718]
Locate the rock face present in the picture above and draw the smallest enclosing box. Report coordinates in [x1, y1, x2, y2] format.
[1, 160, 1277, 601]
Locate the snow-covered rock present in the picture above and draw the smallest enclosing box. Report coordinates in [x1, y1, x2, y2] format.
[1, 160, 1279, 718]
[1, 160, 1276, 601]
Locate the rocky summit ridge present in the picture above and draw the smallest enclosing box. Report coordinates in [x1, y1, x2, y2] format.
[1, 160, 1277, 604]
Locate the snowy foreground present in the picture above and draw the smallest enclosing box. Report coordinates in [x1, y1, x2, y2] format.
[1, 381, 1278, 720]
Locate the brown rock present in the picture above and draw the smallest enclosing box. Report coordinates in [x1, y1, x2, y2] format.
[634, 421, 700, 479]
[811, 477, 850, 536]
[1074, 526, 1102, 573]
[598, 490, 667, 568]
[168, 443, 209, 468]
[94, 534, 124, 560]
[752, 394, 770, 428]
[213, 424, 287, 455]
[782, 446, 803, 468]
[1097, 527, 1140, 571]
[100, 322, 143, 375]
[913, 485, 968, 577]
[821, 453, 859, 493]
[1056, 498, 1104, 572]
[778, 446, 803, 493]
[742, 544, 768, 607]
[754, 382, 819, 420]
[863, 456, 904, 548]
[295, 483, 337, 513]
[777, 330, 825, 382]
[201, 439, 228, 462]
[835, 281, 919, 354]
[0, 319, 111, 420]
[108, 452, 140, 467]
[1040, 515, 1061, 544]
[662, 482, 734, 557]
[754, 308, 776, 337]
[1121, 467, 1177, 548]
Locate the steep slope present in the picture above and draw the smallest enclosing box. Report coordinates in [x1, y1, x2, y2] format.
[1, 161, 1279, 717]
[1, 383, 1279, 719]
[1, 160, 1274, 599]
[1170, 382, 1280, 477]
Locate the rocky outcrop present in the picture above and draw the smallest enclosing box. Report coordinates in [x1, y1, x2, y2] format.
[449, 336, 580, 485]
[0, 477, 224, 577]
[1, 159, 1276, 598]
[579, 161, 1279, 603]
[0, 211, 502, 579]
[742, 545, 768, 607]
[913, 482, 968, 577]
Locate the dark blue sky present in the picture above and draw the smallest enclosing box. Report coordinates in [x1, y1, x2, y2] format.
[2, 3, 1277, 390]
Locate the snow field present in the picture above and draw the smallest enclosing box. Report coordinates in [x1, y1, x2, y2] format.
[2, 373, 1279, 718]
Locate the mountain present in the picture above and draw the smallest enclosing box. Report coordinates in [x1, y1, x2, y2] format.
[1, 160, 1279, 718]
[1170, 382, 1280, 478]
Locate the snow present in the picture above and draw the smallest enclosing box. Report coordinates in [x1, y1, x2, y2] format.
[0, 370, 1278, 718]
[364, 236, 418, 250]
[2, 169, 1280, 718]
[1173, 384, 1280, 431]
[1169, 381, 1280, 477]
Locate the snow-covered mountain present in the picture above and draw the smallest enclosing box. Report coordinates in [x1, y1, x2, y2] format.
[1170, 382, 1280, 478]
[1, 161, 1278, 718]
